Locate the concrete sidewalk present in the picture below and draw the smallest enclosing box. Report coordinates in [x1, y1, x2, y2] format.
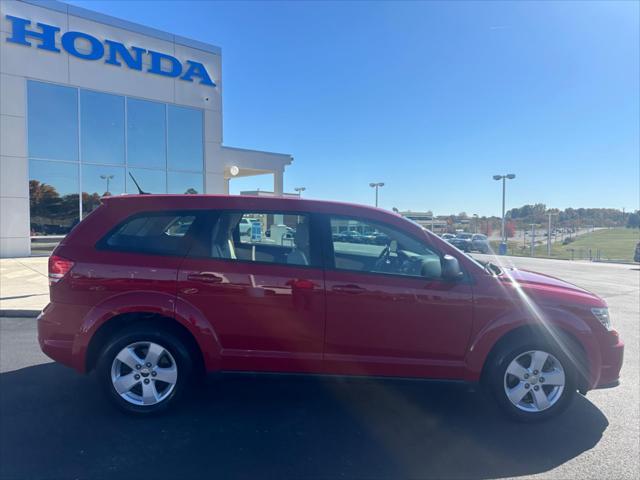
[0, 257, 48, 316]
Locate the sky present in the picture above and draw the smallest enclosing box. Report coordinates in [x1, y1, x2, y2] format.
[69, 0, 639, 216]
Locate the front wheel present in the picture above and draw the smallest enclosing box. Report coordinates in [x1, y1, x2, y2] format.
[487, 343, 577, 422]
[96, 325, 193, 415]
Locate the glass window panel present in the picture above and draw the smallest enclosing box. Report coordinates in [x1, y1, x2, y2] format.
[168, 171, 203, 194]
[81, 164, 125, 216]
[80, 90, 125, 165]
[27, 81, 78, 161]
[201, 212, 316, 266]
[127, 98, 166, 169]
[29, 159, 79, 236]
[127, 168, 167, 194]
[168, 105, 203, 172]
[104, 213, 197, 256]
[329, 217, 441, 278]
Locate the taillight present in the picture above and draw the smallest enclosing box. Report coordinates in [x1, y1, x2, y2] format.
[48, 255, 74, 285]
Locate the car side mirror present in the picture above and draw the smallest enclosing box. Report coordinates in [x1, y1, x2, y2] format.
[442, 255, 463, 281]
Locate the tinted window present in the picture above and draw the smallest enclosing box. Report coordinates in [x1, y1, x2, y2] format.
[103, 213, 197, 255]
[330, 217, 443, 278]
[80, 90, 125, 165]
[127, 168, 167, 194]
[168, 105, 203, 172]
[203, 212, 315, 266]
[27, 81, 78, 161]
[127, 98, 166, 169]
[29, 159, 79, 236]
[81, 164, 125, 216]
[168, 171, 204, 194]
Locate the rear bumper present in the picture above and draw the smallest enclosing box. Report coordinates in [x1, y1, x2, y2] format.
[37, 302, 90, 372]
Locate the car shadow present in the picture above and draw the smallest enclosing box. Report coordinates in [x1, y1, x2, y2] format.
[0, 363, 608, 479]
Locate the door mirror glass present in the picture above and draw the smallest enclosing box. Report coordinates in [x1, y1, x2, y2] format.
[442, 255, 463, 280]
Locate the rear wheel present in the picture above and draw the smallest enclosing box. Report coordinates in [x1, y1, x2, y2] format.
[96, 325, 193, 415]
[487, 342, 577, 422]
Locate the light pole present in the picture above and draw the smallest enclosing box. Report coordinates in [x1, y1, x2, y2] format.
[100, 174, 114, 195]
[529, 223, 536, 257]
[369, 182, 384, 207]
[473, 214, 479, 233]
[493, 174, 516, 253]
[294, 187, 306, 197]
[547, 212, 557, 256]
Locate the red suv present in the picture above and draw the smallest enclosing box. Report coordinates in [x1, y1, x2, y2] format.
[39, 195, 623, 420]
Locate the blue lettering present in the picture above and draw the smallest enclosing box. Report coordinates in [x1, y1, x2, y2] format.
[181, 60, 216, 87]
[104, 40, 145, 70]
[147, 50, 182, 78]
[5, 15, 60, 52]
[62, 31, 104, 60]
[4, 15, 216, 88]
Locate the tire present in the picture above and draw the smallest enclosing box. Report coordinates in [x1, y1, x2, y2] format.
[96, 323, 193, 415]
[486, 340, 577, 422]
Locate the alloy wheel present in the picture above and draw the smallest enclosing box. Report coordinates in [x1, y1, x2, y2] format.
[503, 350, 566, 412]
[110, 341, 178, 406]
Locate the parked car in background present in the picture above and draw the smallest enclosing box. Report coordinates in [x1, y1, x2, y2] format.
[471, 234, 491, 254]
[40, 195, 623, 422]
[441, 233, 456, 241]
[449, 233, 473, 252]
[334, 230, 365, 243]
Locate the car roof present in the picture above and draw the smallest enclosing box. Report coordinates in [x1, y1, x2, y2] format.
[101, 194, 395, 215]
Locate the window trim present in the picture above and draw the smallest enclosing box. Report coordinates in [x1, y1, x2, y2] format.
[185, 209, 324, 270]
[320, 213, 472, 284]
[95, 209, 204, 257]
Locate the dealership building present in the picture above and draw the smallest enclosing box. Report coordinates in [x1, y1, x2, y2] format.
[0, 0, 293, 257]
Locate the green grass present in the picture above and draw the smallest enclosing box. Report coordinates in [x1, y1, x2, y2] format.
[494, 228, 640, 262]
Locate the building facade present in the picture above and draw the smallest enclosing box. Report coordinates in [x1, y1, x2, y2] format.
[0, 0, 292, 257]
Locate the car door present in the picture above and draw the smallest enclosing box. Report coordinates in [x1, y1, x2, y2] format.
[322, 215, 474, 380]
[177, 210, 326, 373]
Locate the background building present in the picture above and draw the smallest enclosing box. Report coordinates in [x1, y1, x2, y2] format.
[0, 0, 292, 257]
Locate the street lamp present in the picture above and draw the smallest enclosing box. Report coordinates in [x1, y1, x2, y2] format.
[294, 187, 306, 197]
[546, 212, 558, 256]
[473, 213, 479, 233]
[369, 182, 385, 207]
[493, 174, 516, 252]
[100, 174, 114, 195]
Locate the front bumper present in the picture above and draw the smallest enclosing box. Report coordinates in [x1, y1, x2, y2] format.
[595, 335, 624, 389]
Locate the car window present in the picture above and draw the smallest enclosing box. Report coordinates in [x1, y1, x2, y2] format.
[206, 211, 317, 267]
[330, 217, 443, 279]
[102, 212, 197, 255]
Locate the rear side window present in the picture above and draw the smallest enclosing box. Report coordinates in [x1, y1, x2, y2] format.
[100, 213, 197, 256]
[189, 211, 319, 267]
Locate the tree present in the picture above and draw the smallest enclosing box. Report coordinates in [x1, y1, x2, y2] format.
[627, 211, 640, 229]
[505, 220, 516, 238]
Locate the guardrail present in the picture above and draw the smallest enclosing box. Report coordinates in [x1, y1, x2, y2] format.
[30, 235, 64, 255]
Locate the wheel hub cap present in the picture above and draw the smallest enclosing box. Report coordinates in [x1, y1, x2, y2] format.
[503, 350, 565, 413]
[110, 341, 178, 406]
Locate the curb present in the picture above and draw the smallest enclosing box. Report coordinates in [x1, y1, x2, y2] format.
[0, 309, 41, 318]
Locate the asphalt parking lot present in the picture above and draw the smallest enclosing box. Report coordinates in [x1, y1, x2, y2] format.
[1, 256, 638, 479]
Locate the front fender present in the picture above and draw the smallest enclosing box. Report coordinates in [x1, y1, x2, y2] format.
[464, 306, 601, 388]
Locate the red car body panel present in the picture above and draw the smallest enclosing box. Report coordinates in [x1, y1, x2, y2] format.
[37, 194, 623, 392]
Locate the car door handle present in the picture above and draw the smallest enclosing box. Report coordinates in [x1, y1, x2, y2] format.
[187, 272, 223, 283]
[333, 284, 365, 294]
